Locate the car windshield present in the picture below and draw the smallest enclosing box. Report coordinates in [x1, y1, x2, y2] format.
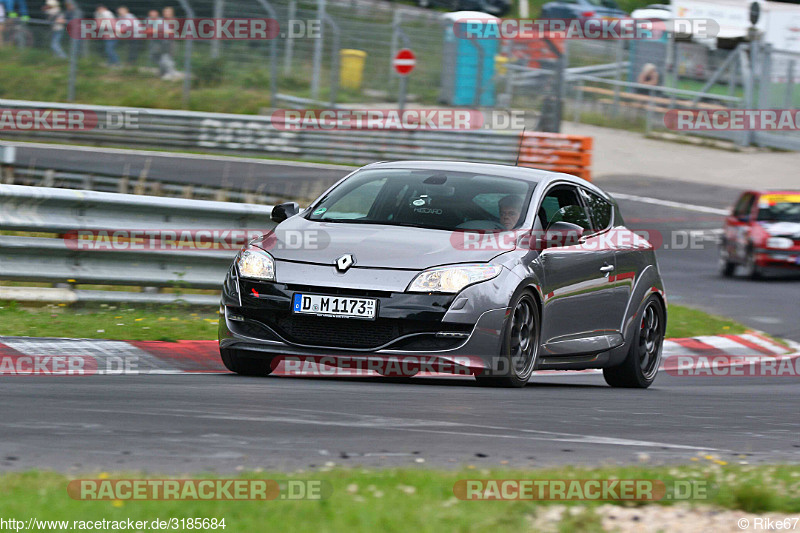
[756, 195, 800, 223]
[586, 0, 619, 8]
[306, 168, 537, 231]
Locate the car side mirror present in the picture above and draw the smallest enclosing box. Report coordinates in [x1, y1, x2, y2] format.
[543, 221, 585, 249]
[737, 215, 750, 223]
[271, 202, 300, 223]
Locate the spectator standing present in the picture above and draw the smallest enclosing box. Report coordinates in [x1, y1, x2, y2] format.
[61, 0, 82, 55]
[44, 0, 66, 59]
[159, 6, 178, 77]
[116, 6, 140, 63]
[95, 4, 119, 65]
[144, 8, 160, 66]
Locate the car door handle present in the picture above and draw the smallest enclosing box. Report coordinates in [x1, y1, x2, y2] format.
[599, 264, 615, 272]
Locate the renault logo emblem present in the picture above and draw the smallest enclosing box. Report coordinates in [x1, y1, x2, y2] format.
[335, 254, 355, 272]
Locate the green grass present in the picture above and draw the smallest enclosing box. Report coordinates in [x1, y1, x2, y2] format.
[0, 301, 753, 342]
[0, 463, 799, 533]
[665, 304, 746, 339]
[0, 301, 220, 342]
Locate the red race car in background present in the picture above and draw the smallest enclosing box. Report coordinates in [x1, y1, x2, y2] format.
[719, 190, 800, 279]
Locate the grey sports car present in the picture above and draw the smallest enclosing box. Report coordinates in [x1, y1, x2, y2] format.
[219, 161, 666, 388]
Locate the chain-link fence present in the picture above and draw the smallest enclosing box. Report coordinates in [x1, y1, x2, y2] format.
[0, 0, 448, 110]
[2, 4, 799, 149]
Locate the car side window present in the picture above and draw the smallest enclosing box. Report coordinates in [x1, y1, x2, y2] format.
[582, 189, 614, 233]
[537, 186, 592, 231]
[733, 193, 754, 220]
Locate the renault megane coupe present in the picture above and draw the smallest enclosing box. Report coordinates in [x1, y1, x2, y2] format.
[219, 161, 666, 388]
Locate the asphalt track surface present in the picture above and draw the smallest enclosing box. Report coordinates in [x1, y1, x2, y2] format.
[1, 373, 799, 472]
[1, 145, 798, 472]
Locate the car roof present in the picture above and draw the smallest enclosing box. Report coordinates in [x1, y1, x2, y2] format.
[746, 190, 800, 196]
[362, 160, 608, 197]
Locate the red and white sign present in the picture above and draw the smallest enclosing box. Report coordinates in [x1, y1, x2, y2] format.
[393, 48, 416, 76]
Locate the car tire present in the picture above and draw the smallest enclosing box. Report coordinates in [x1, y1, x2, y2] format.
[718, 244, 736, 277]
[475, 290, 540, 388]
[220, 348, 274, 376]
[603, 295, 664, 389]
[744, 247, 763, 280]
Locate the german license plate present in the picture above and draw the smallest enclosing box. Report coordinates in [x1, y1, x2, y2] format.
[292, 293, 377, 320]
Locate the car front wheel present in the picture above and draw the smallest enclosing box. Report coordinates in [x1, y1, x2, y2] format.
[476, 291, 540, 388]
[603, 295, 664, 389]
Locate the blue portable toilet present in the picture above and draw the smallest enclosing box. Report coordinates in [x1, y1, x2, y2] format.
[440, 12, 499, 107]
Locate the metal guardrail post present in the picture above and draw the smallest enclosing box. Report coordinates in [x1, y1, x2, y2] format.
[324, 14, 340, 107]
[211, 0, 224, 59]
[573, 80, 583, 123]
[176, 0, 195, 109]
[283, 0, 297, 75]
[612, 38, 623, 116]
[255, 0, 280, 107]
[68, 34, 78, 102]
[310, 0, 326, 100]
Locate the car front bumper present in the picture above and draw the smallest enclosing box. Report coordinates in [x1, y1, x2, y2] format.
[217, 268, 512, 373]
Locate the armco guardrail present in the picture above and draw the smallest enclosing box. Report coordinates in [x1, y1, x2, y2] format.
[0, 184, 275, 305]
[0, 99, 595, 181]
[0, 99, 522, 166]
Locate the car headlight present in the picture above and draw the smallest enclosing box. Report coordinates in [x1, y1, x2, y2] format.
[766, 237, 793, 249]
[407, 264, 503, 293]
[236, 246, 275, 281]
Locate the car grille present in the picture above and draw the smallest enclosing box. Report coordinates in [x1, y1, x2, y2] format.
[242, 310, 470, 350]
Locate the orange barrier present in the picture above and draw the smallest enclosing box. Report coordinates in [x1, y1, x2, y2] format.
[516, 132, 593, 181]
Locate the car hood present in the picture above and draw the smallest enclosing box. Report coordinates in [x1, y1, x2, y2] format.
[253, 216, 508, 270]
[758, 221, 800, 238]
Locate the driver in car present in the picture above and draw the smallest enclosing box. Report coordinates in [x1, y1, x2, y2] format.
[499, 195, 523, 230]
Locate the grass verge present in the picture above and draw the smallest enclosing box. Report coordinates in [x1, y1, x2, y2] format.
[0, 463, 798, 533]
[0, 301, 752, 342]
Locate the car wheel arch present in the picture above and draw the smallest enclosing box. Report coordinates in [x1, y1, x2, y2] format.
[618, 264, 666, 342]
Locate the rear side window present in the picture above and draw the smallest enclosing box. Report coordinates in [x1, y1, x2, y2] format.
[582, 189, 614, 233]
[537, 186, 592, 230]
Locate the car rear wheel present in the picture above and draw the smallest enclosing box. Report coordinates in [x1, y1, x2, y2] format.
[476, 291, 539, 388]
[603, 295, 664, 389]
[220, 348, 274, 376]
